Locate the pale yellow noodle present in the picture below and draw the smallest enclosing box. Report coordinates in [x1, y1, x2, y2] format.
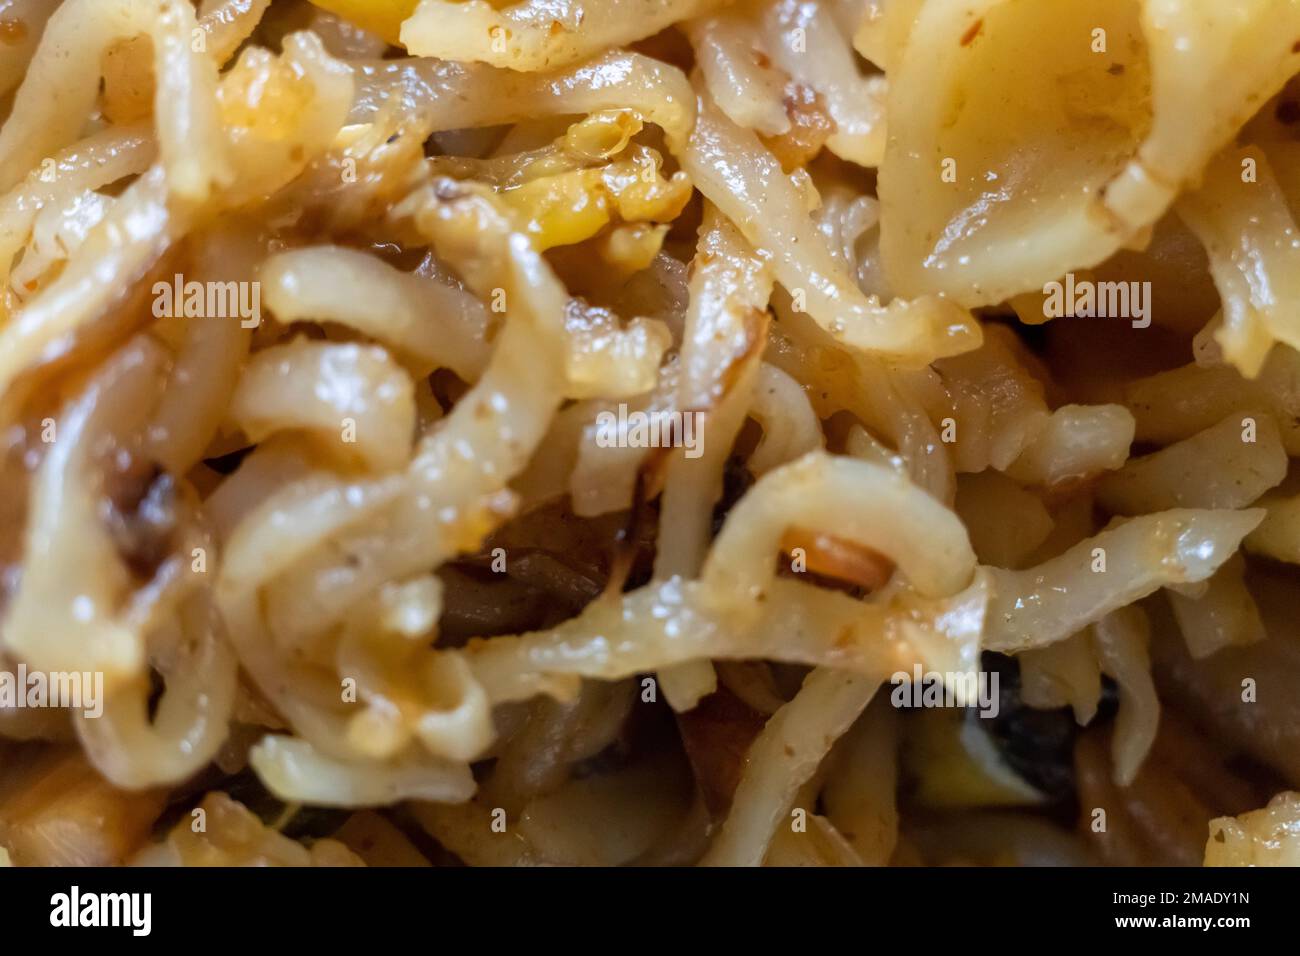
[1165, 554, 1265, 659]
[983, 509, 1263, 653]
[401, 0, 727, 72]
[684, 92, 981, 366]
[229, 338, 417, 474]
[259, 245, 490, 380]
[0, 0, 227, 200]
[1091, 606, 1159, 787]
[747, 363, 824, 476]
[2, 339, 165, 681]
[656, 205, 773, 709]
[702, 668, 880, 866]
[1097, 412, 1285, 515]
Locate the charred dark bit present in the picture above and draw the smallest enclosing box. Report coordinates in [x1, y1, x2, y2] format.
[222, 769, 351, 841]
[145, 667, 165, 722]
[1276, 98, 1300, 125]
[709, 453, 756, 538]
[377, 805, 457, 866]
[203, 445, 254, 475]
[980, 651, 1079, 809]
[774, 558, 868, 600]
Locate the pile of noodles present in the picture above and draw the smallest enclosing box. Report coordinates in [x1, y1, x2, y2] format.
[0, 0, 1299, 867]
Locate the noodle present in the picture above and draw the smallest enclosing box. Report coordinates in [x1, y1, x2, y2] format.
[402, 0, 726, 72]
[702, 668, 879, 866]
[0, 0, 1296, 871]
